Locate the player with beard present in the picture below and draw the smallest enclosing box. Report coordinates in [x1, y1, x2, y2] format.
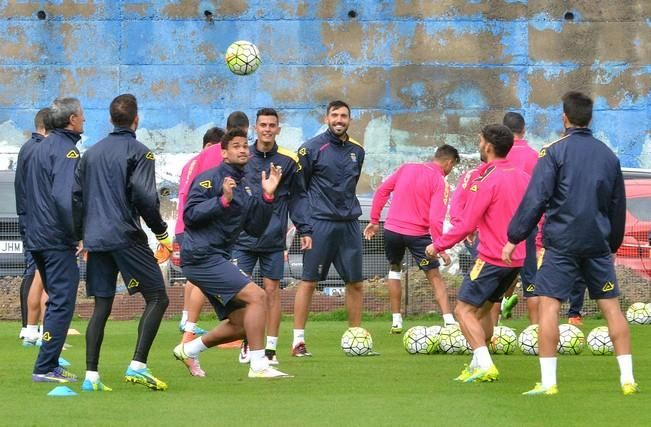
[291, 100, 365, 357]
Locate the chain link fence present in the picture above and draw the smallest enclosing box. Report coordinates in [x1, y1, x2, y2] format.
[1, 172, 649, 321]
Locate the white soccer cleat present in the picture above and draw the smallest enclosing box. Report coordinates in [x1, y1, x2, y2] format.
[248, 367, 293, 378]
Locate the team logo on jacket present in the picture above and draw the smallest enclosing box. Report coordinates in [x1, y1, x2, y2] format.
[66, 150, 79, 159]
[145, 151, 155, 160]
[298, 148, 307, 156]
[199, 180, 212, 189]
[538, 148, 546, 158]
[127, 279, 139, 289]
[469, 184, 478, 192]
[350, 152, 357, 163]
[602, 281, 615, 292]
[244, 186, 253, 196]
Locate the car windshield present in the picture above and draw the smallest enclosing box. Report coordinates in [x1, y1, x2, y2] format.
[627, 197, 651, 221]
[0, 181, 17, 215]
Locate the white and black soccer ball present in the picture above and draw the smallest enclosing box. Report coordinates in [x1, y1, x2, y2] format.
[557, 323, 585, 355]
[403, 326, 436, 354]
[626, 302, 651, 325]
[587, 326, 614, 355]
[426, 325, 443, 354]
[341, 327, 373, 356]
[489, 326, 518, 355]
[438, 325, 472, 355]
[518, 324, 539, 355]
[225, 40, 261, 75]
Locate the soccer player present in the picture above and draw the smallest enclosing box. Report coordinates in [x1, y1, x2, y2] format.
[364, 144, 460, 333]
[173, 129, 292, 378]
[426, 124, 529, 383]
[75, 94, 171, 391]
[291, 100, 365, 357]
[496, 112, 539, 322]
[15, 108, 50, 345]
[19, 97, 84, 383]
[233, 108, 311, 365]
[503, 91, 638, 395]
[175, 128, 224, 365]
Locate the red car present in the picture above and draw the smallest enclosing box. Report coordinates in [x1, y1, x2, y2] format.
[615, 168, 651, 280]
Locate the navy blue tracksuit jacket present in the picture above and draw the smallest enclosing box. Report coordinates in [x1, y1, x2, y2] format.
[234, 142, 312, 253]
[15, 132, 44, 240]
[73, 128, 168, 251]
[20, 128, 81, 250]
[181, 162, 274, 264]
[297, 130, 365, 221]
[507, 127, 626, 256]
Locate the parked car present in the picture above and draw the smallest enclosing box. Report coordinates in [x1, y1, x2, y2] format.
[616, 168, 651, 280]
[0, 170, 88, 278]
[169, 195, 389, 288]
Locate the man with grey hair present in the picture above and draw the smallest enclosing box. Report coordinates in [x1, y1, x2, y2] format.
[18, 97, 85, 383]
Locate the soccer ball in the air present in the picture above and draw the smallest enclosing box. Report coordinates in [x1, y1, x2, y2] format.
[626, 302, 651, 325]
[587, 326, 614, 355]
[439, 325, 472, 355]
[225, 40, 261, 75]
[426, 326, 443, 354]
[403, 326, 436, 354]
[518, 324, 539, 355]
[489, 326, 518, 355]
[341, 327, 373, 356]
[557, 323, 585, 355]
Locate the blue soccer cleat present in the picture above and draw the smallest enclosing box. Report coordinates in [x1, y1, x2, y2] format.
[82, 378, 113, 392]
[124, 367, 168, 391]
[32, 366, 78, 383]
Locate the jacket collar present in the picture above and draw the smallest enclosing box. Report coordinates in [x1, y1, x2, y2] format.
[565, 127, 592, 136]
[51, 128, 82, 143]
[110, 127, 137, 138]
[221, 161, 246, 180]
[31, 132, 44, 143]
[253, 141, 278, 158]
[325, 129, 349, 145]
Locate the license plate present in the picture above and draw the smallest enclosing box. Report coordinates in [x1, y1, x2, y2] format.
[0, 241, 23, 253]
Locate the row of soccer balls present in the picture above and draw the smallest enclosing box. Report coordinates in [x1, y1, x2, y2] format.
[341, 324, 614, 357]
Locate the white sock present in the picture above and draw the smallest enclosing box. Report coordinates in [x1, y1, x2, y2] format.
[183, 321, 196, 333]
[474, 346, 493, 370]
[129, 360, 147, 371]
[184, 337, 208, 358]
[85, 370, 100, 382]
[266, 336, 278, 351]
[443, 313, 456, 325]
[249, 349, 269, 372]
[293, 329, 305, 347]
[392, 313, 402, 325]
[26, 324, 39, 335]
[469, 353, 479, 369]
[540, 357, 557, 388]
[616, 354, 635, 385]
[181, 310, 188, 324]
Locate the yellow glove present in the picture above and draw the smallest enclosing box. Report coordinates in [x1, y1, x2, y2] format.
[154, 231, 173, 264]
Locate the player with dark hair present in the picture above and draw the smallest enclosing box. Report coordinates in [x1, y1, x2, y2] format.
[16, 108, 51, 346]
[365, 144, 460, 333]
[234, 108, 312, 365]
[426, 124, 529, 383]
[503, 91, 638, 396]
[291, 100, 365, 357]
[226, 111, 249, 133]
[74, 93, 171, 391]
[20, 97, 84, 383]
[173, 128, 292, 378]
[497, 111, 539, 322]
[174, 127, 225, 377]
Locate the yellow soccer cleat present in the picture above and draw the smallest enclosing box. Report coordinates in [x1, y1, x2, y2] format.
[453, 365, 474, 382]
[464, 364, 499, 383]
[622, 383, 639, 395]
[124, 367, 168, 391]
[522, 383, 559, 396]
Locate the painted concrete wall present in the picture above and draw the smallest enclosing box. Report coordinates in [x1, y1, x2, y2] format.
[0, 0, 649, 194]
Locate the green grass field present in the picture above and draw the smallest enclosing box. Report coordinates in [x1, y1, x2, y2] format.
[2, 317, 649, 426]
